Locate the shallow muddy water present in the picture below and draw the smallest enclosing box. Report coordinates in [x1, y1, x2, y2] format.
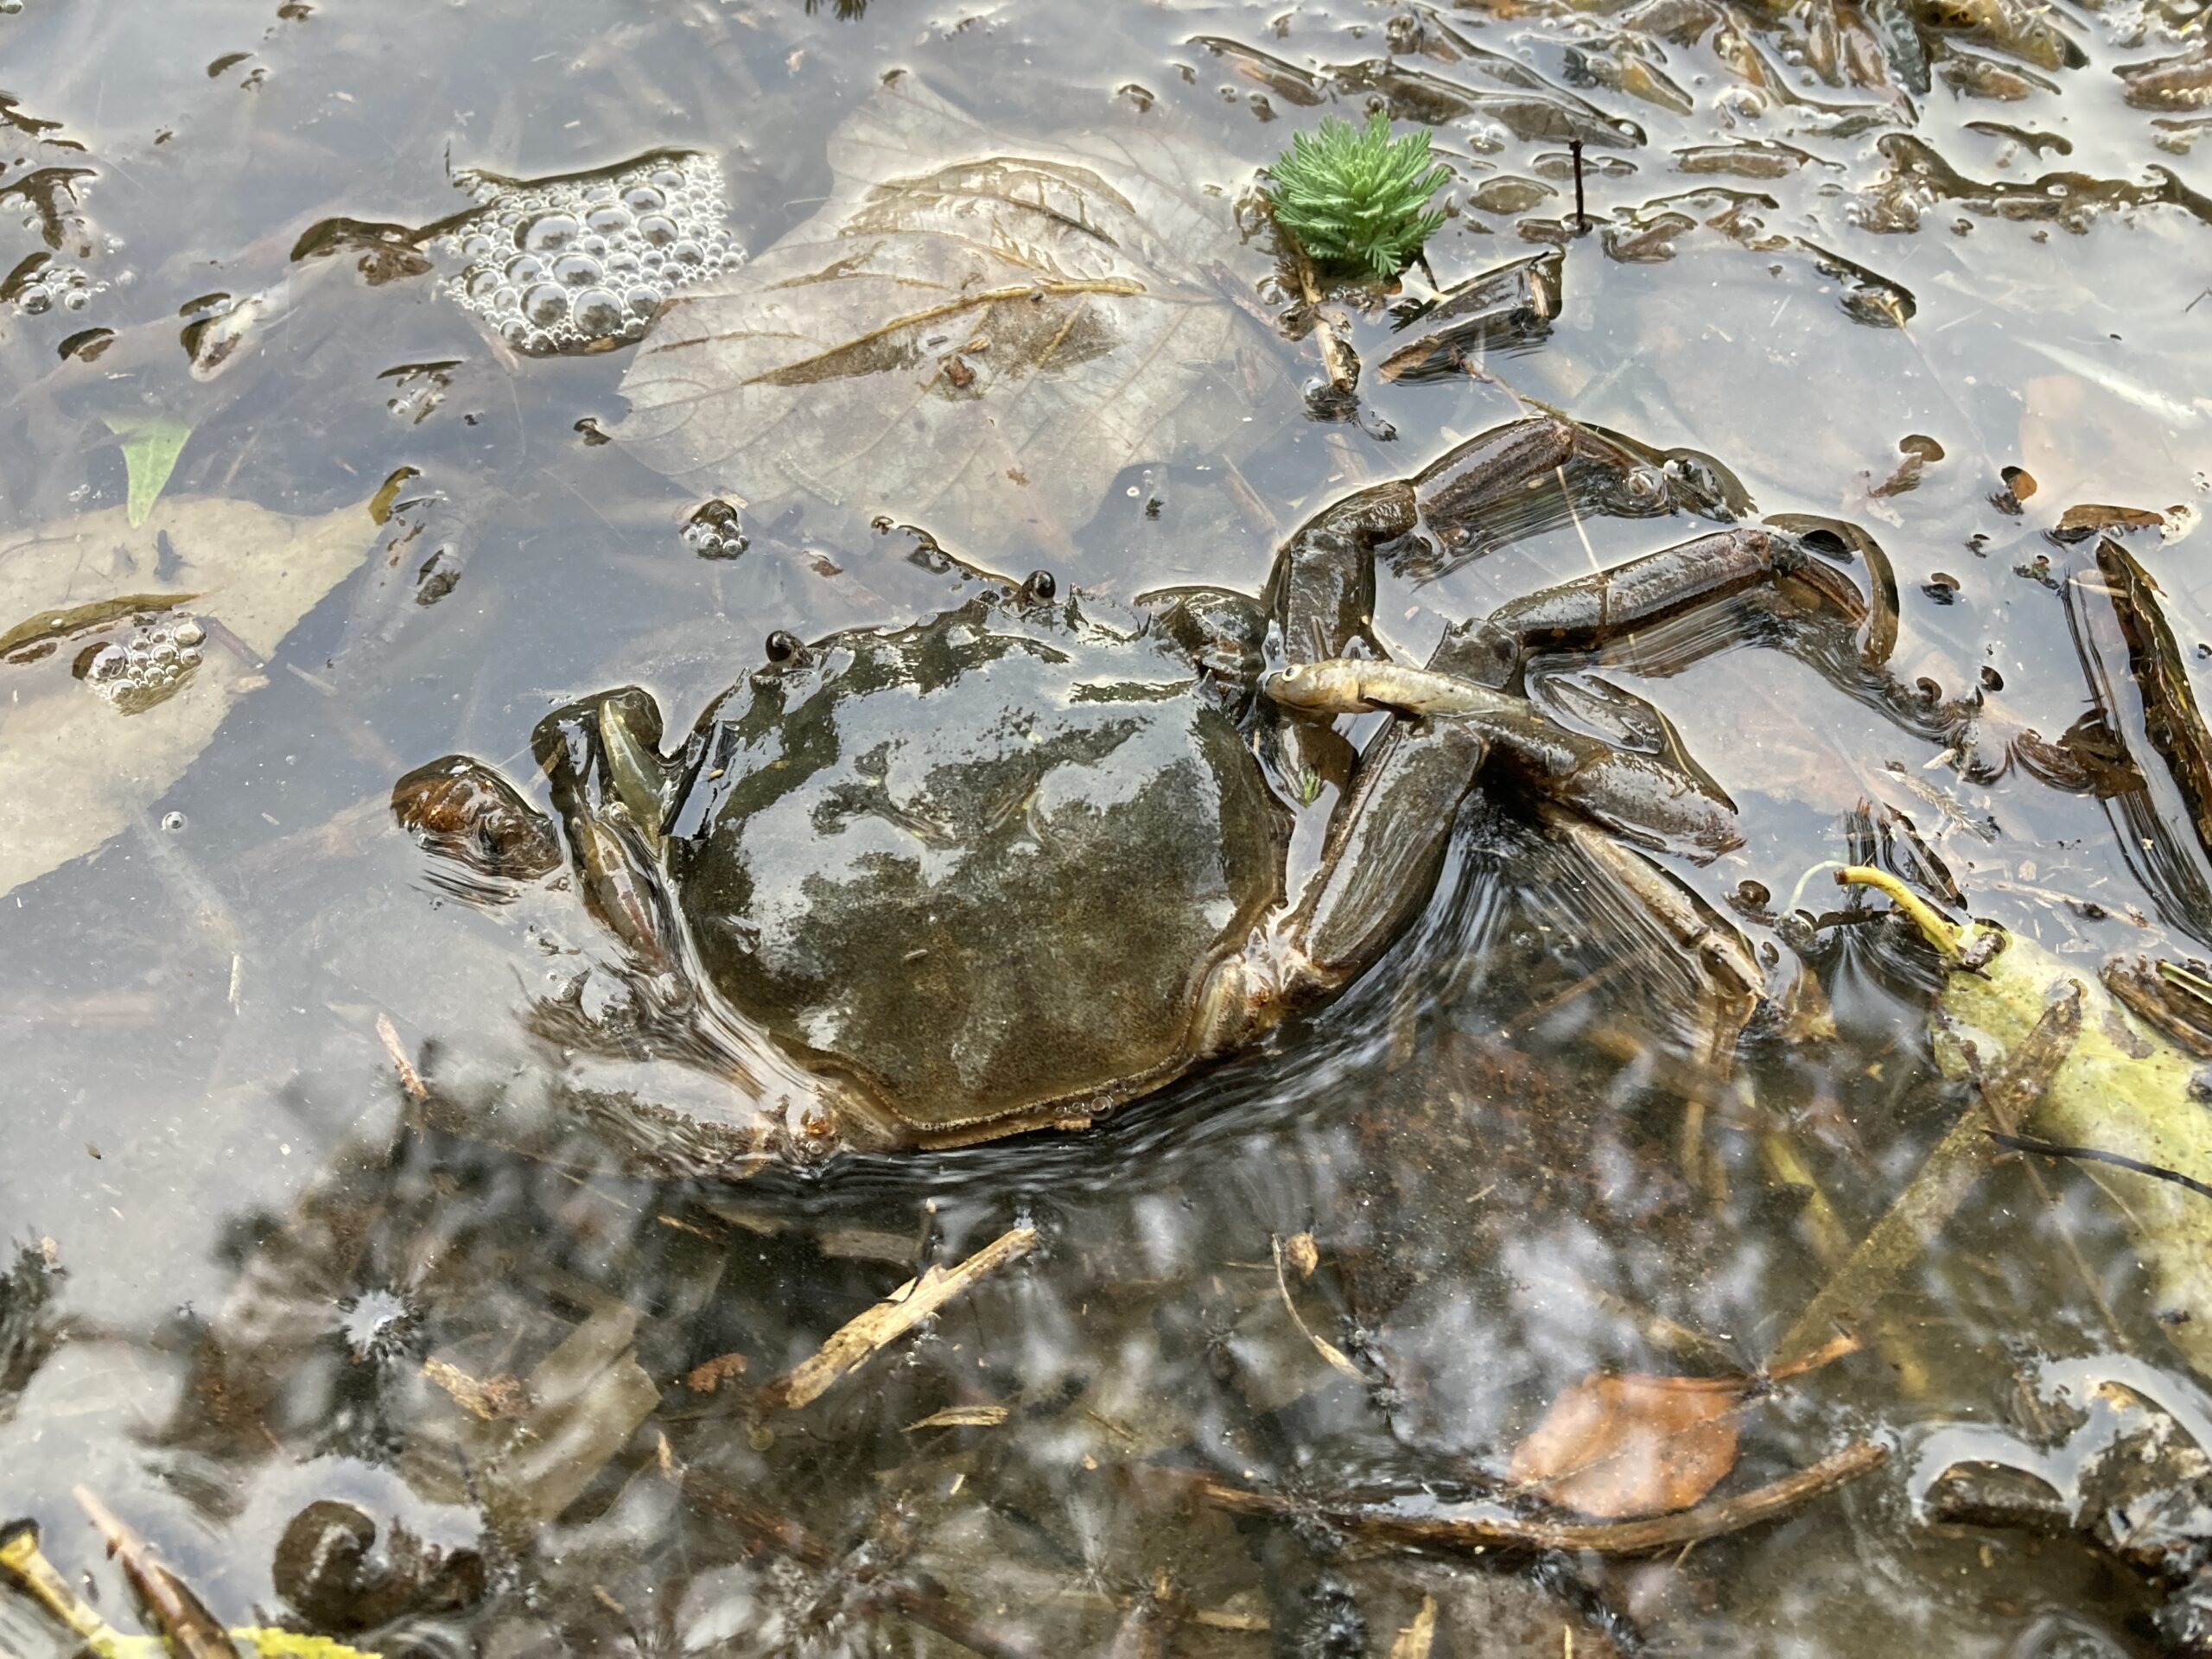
[4, 0, 2212, 1653]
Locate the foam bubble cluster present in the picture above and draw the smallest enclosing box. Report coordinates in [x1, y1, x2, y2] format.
[7, 258, 104, 316]
[682, 499, 748, 559]
[435, 152, 740, 356]
[76, 613, 205, 714]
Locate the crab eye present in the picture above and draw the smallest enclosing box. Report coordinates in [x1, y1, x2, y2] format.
[1020, 569, 1057, 602]
[1625, 466, 1666, 506]
[765, 629, 804, 664]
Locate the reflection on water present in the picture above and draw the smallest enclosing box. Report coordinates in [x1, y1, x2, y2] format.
[3, 0, 2212, 1650]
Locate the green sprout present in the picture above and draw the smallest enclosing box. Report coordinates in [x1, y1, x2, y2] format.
[1264, 111, 1452, 279]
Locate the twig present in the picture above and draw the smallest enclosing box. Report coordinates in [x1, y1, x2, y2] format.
[72, 1486, 241, 1659]
[758, 1224, 1037, 1412]
[1272, 1235, 1365, 1382]
[677, 1464, 1041, 1659]
[376, 1011, 428, 1102]
[1569, 138, 1587, 232]
[1184, 1439, 1887, 1557]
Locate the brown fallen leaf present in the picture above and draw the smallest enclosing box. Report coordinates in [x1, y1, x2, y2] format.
[683, 1351, 750, 1393]
[1508, 1371, 1746, 1521]
[2055, 502, 2166, 536]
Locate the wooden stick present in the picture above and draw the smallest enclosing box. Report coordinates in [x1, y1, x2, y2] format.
[1185, 1439, 1887, 1557]
[758, 1224, 1037, 1412]
[72, 1487, 241, 1659]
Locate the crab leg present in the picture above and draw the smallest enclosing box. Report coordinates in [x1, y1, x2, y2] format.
[1287, 719, 1492, 988]
[1486, 524, 1872, 661]
[1263, 479, 1412, 664]
[1269, 659, 1740, 862]
[1404, 412, 1750, 572]
[534, 688, 686, 973]
[1416, 411, 1662, 539]
[1262, 410, 1756, 659]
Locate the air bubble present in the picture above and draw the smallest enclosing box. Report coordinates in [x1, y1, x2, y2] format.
[683, 499, 748, 559]
[552, 253, 603, 289]
[574, 289, 624, 335]
[519, 211, 582, 253]
[3, 258, 103, 318]
[523, 283, 570, 327]
[162, 811, 186, 832]
[439, 151, 739, 356]
[77, 613, 206, 713]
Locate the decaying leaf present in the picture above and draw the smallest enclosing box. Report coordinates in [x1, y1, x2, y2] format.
[0, 496, 375, 898]
[683, 1351, 749, 1393]
[1769, 984, 2082, 1372]
[1508, 1371, 1745, 1520]
[617, 77, 1289, 564]
[1844, 867, 2212, 1381]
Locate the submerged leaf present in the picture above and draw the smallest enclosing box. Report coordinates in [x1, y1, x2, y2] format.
[617, 78, 1288, 565]
[1509, 1371, 1745, 1520]
[101, 413, 194, 529]
[0, 496, 375, 897]
[1846, 867, 2212, 1381]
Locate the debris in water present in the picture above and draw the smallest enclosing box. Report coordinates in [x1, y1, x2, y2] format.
[1509, 1370, 1746, 1520]
[759, 1224, 1039, 1412]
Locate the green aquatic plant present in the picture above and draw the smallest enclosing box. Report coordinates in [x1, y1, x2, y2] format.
[1264, 111, 1452, 278]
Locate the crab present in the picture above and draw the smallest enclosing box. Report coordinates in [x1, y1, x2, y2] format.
[395, 410, 1894, 1163]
